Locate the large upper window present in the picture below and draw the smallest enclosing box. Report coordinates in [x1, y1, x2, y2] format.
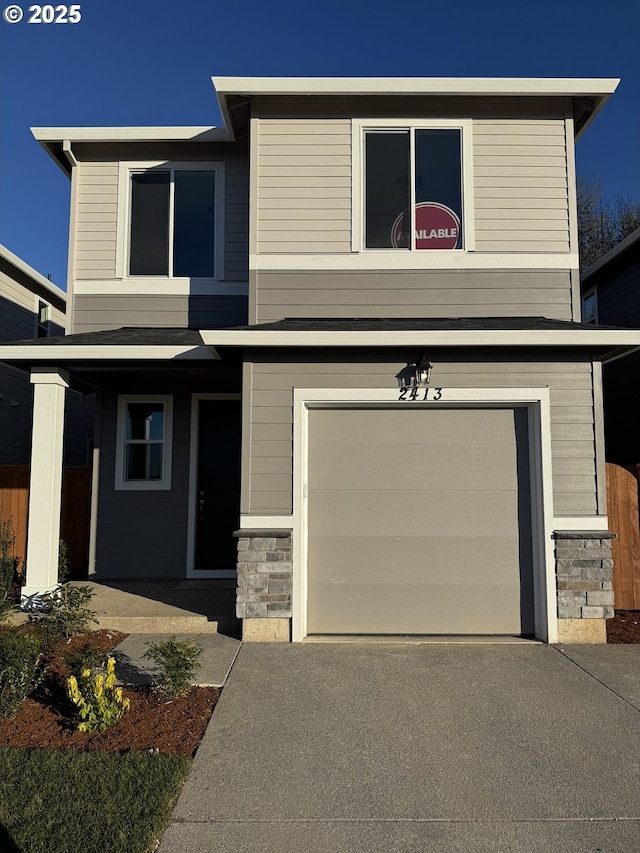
[362, 124, 467, 251]
[122, 163, 225, 280]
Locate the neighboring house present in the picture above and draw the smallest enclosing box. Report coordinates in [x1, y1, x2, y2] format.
[581, 227, 640, 465]
[1, 76, 639, 646]
[0, 244, 93, 465]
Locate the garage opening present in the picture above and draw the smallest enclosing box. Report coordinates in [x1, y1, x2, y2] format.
[306, 406, 534, 636]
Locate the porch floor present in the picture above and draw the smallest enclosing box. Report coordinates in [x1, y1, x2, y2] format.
[70, 580, 240, 637]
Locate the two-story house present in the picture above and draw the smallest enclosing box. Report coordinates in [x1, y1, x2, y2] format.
[2, 77, 639, 645]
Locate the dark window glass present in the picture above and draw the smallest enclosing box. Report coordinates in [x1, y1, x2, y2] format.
[365, 132, 410, 249]
[583, 291, 597, 323]
[414, 129, 463, 250]
[173, 171, 216, 277]
[37, 301, 49, 338]
[126, 444, 163, 480]
[129, 173, 170, 275]
[126, 403, 164, 441]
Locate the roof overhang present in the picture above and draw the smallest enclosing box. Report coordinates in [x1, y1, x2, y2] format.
[581, 226, 640, 284]
[202, 327, 640, 361]
[31, 126, 231, 176]
[212, 76, 619, 138]
[0, 244, 65, 302]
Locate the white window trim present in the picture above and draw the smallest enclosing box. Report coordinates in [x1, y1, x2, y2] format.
[582, 286, 598, 324]
[116, 160, 226, 283]
[292, 387, 555, 644]
[351, 118, 475, 255]
[115, 395, 173, 491]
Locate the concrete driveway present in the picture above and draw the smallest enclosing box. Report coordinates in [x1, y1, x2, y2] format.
[159, 643, 640, 852]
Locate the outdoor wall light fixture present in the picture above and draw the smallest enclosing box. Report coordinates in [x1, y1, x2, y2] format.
[395, 355, 433, 390]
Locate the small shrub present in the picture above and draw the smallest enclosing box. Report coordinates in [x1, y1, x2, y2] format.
[0, 628, 45, 717]
[57, 540, 70, 584]
[35, 584, 98, 640]
[63, 645, 108, 677]
[143, 637, 202, 698]
[66, 656, 130, 732]
[0, 518, 20, 622]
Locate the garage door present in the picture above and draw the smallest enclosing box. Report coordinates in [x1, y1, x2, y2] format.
[306, 407, 534, 636]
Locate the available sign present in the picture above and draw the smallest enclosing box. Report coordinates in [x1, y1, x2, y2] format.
[391, 202, 461, 250]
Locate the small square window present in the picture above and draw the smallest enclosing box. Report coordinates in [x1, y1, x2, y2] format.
[115, 396, 173, 490]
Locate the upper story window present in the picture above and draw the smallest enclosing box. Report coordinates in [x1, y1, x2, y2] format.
[354, 120, 473, 254]
[582, 288, 597, 324]
[119, 162, 225, 281]
[36, 300, 50, 338]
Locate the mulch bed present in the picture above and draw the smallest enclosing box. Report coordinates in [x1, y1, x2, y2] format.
[606, 610, 640, 644]
[0, 629, 219, 756]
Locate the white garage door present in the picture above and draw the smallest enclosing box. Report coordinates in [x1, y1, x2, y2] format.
[306, 407, 534, 636]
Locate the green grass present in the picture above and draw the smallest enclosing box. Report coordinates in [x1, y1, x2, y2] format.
[0, 748, 191, 853]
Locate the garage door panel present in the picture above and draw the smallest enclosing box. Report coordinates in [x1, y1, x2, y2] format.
[308, 443, 530, 492]
[306, 406, 534, 636]
[308, 535, 532, 586]
[309, 407, 528, 447]
[307, 582, 525, 635]
[308, 489, 530, 538]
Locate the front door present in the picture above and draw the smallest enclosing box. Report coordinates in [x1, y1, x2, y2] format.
[194, 399, 241, 572]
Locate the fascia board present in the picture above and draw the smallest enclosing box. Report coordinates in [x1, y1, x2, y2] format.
[31, 126, 230, 143]
[0, 345, 218, 361]
[212, 76, 620, 98]
[201, 329, 640, 348]
[0, 244, 65, 301]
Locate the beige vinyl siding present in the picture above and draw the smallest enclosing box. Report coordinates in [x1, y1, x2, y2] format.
[75, 163, 119, 279]
[473, 120, 569, 252]
[256, 120, 352, 254]
[255, 269, 572, 323]
[246, 351, 597, 517]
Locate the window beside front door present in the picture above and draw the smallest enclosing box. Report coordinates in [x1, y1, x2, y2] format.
[115, 396, 173, 490]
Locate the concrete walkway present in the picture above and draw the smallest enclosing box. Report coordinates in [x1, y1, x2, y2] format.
[158, 643, 640, 852]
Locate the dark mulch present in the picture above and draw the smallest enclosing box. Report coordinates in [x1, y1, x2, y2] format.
[0, 629, 219, 756]
[607, 610, 640, 644]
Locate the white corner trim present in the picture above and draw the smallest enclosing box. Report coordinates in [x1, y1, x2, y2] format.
[249, 252, 579, 271]
[240, 515, 294, 529]
[291, 386, 555, 644]
[553, 517, 609, 531]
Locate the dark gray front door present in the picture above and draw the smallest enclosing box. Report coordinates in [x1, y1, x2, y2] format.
[194, 399, 241, 571]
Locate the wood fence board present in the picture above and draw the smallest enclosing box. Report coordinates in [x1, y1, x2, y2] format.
[606, 463, 640, 610]
[0, 464, 91, 581]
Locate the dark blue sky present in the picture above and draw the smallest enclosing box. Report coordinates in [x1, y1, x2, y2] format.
[1, 0, 638, 287]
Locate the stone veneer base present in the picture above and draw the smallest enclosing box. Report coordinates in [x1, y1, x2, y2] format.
[234, 529, 292, 638]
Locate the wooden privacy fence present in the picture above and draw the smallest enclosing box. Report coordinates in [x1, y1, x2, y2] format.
[0, 464, 92, 581]
[606, 462, 640, 610]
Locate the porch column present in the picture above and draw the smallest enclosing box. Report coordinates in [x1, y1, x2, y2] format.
[22, 368, 69, 598]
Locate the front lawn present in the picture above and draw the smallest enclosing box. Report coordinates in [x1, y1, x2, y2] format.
[0, 748, 190, 853]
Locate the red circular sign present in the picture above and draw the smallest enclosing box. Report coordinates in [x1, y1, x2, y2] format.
[391, 202, 461, 250]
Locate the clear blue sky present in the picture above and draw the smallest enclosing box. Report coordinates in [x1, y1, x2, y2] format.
[1, 0, 638, 287]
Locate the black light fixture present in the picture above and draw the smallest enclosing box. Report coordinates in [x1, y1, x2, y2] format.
[395, 355, 433, 390]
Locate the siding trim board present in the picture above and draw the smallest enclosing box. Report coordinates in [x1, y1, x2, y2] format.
[291, 386, 557, 643]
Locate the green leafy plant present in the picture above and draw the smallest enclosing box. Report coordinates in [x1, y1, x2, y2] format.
[57, 539, 70, 584]
[35, 584, 98, 640]
[0, 627, 45, 717]
[66, 656, 130, 732]
[0, 518, 20, 622]
[143, 636, 202, 698]
[63, 645, 108, 678]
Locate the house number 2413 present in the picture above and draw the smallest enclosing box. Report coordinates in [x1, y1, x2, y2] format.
[398, 387, 443, 401]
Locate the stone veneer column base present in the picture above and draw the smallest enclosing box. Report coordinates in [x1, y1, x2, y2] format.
[554, 530, 615, 645]
[234, 529, 292, 643]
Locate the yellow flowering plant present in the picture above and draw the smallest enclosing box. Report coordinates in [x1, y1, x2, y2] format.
[66, 656, 130, 732]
